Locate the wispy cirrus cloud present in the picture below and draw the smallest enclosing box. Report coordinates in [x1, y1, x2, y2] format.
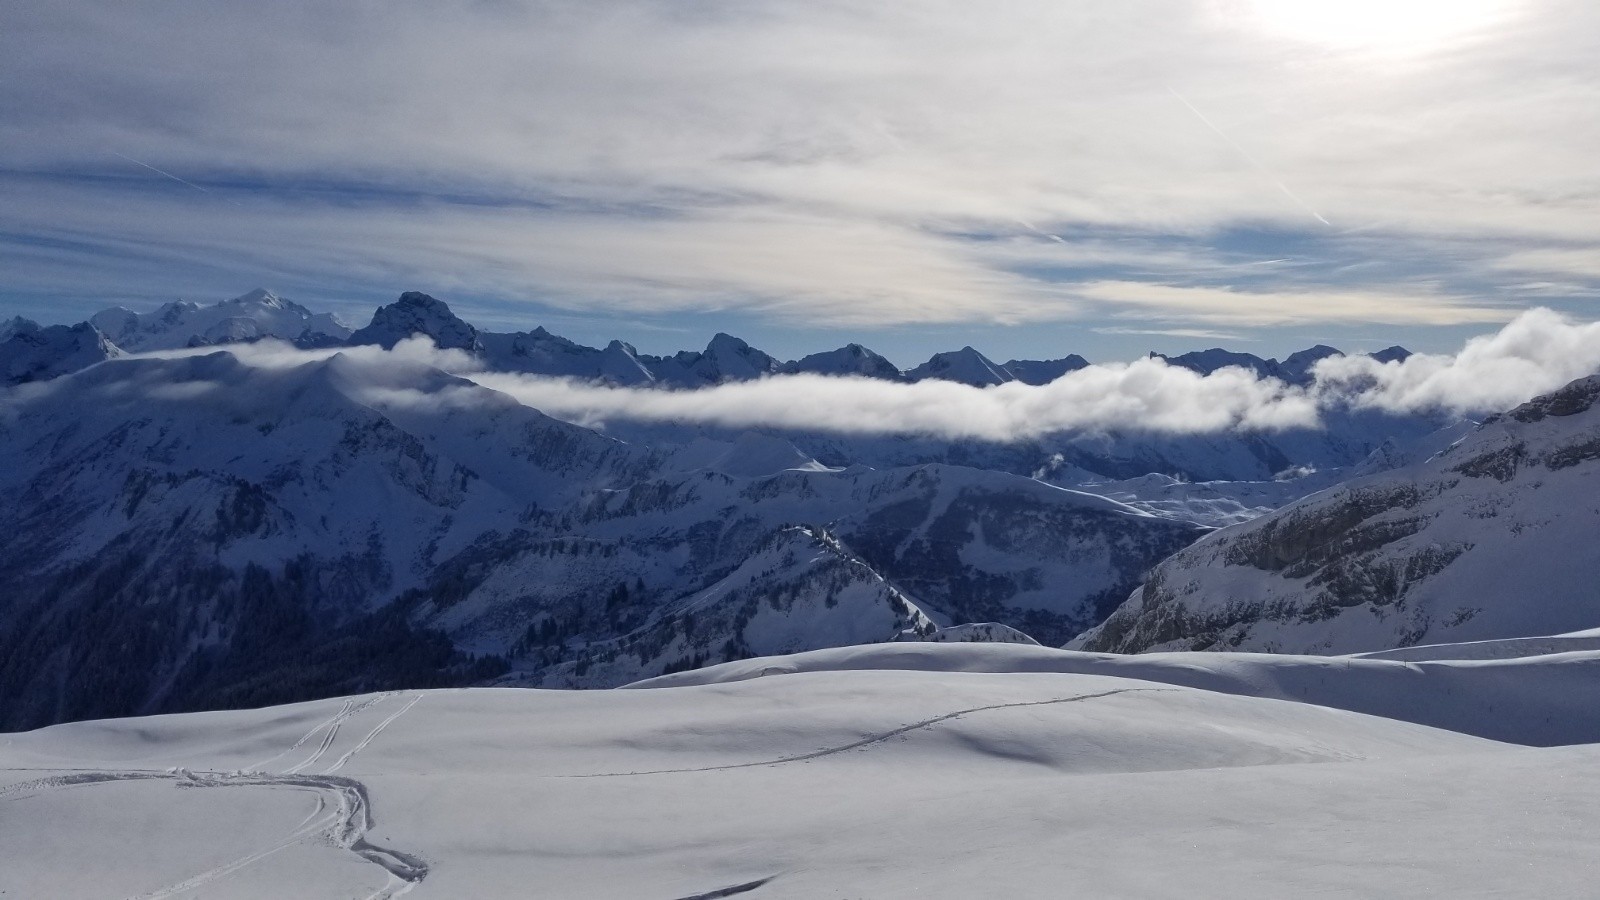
[2, 1, 1597, 350]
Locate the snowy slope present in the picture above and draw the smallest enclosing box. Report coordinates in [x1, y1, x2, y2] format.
[411, 458, 1200, 677]
[5, 642, 1600, 897]
[527, 526, 944, 687]
[91, 289, 351, 351]
[1075, 373, 1600, 655]
[643, 640, 1600, 745]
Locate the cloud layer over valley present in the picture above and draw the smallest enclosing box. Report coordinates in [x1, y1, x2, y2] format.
[21, 308, 1596, 443]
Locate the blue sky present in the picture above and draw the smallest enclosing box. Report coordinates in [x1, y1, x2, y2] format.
[3, 1, 1596, 364]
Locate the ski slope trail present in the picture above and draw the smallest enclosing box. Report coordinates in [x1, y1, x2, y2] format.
[0, 768, 427, 899]
[561, 687, 1171, 777]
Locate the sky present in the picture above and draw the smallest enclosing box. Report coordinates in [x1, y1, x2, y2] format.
[2, 0, 1597, 365]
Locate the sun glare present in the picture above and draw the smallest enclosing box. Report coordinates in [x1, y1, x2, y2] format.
[1244, 0, 1517, 54]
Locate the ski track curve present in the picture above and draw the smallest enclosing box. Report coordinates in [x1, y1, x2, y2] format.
[561, 687, 1172, 778]
[0, 768, 427, 900]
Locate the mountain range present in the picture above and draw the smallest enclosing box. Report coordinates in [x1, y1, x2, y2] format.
[4, 288, 1405, 389]
[2, 287, 1594, 731]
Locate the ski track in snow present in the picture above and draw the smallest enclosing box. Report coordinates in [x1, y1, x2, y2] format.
[283, 693, 394, 775]
[324, 693, 424, 775]
[245, 697, 358, 773]
[562, 687, 1171, 778]
[0, 769, 427, 899]
[672, 875, 779, 899]
[0, 691, 429, 899]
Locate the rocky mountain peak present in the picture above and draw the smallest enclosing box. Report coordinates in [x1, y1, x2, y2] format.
[349, 291, 484, 353]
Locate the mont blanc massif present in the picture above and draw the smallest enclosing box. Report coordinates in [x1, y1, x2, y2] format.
[4, 289, 1599, 898]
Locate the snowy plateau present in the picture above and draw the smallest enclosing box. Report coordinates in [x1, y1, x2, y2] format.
[3, 289, 1600, 897]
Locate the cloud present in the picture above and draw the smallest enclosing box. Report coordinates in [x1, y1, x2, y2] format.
[1093, 326, 1249, 341]
[468, 362, 1320, 440]
[1315, 307, 1600, 415]
[1073, 281, 1510, 327]
[36, 308, 1594, 443]
[3, 1, 1598, 331]
[463, 308, 1600, 438]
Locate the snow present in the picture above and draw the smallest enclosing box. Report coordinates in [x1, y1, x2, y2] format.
[781, 342, 903, 380]
[905, 345, 1015, 386]
[0, 321, 121, 385]
[1080, 373, 1600, 655]
[90, 289, 351, 352]
[6, 640, 1600, 897]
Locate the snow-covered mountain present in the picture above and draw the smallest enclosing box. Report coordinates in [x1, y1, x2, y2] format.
[0, 345, 1198, 728]
[0, 316, 39, 344]
[1155, 344, 1412, 386]
[347, 290, 482, 352]
[91, 289, 351, 351]
[781, 343, 904, 380]
[1002, 353, 1090, 385]
[905, 346, 1015, 386]
[477, 327, 658, 384]
[1075, 373, 1600, 655]
[1, 321, 122, 385]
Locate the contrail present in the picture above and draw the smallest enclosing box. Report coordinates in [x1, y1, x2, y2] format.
[1015, 218, 1067, 244]
[112, 151, 217, 196]
[1167, 88, 1332, 228]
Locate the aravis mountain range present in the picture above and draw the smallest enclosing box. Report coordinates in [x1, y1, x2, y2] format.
[0, 288, 1595, 735]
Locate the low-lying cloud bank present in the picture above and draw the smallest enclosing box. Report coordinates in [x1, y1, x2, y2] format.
[470, 364, 1319, 440]
[67, 307, 1600, 442]
[465, 308, 1600, 440]
[1314, 308, 1600, 415]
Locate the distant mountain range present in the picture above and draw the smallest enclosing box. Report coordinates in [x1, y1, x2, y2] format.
[6, 288, 1593, 732]
[2, 288, 1407, 388]
[0, 341, 1199, 729]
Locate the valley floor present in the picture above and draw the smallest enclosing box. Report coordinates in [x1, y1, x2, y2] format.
[3, 641, 1598, 898]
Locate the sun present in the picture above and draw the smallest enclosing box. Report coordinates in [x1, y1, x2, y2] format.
[1242, 0, 1517, 54]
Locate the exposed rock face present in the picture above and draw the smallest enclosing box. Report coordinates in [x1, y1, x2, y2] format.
[1074, 374, 1600, 656]
[347, 291, 484, 353]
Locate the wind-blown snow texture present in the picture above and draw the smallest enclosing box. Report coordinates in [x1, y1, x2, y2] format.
[5, 642, 1600, 897]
